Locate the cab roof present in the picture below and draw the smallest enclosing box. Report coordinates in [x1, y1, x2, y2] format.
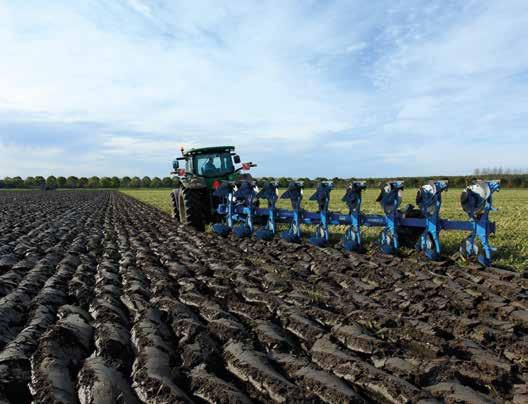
[184, 146, 235, 157]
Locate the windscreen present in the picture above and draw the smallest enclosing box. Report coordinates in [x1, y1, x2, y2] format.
[194, 153, 234, 177]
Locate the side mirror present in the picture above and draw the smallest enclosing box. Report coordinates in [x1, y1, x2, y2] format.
[233, 155, 241, 164]
[172, 159, 179, 170]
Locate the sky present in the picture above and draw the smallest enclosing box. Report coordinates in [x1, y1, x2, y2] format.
[0, 0, 527, 178]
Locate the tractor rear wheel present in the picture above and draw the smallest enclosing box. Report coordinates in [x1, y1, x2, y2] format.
[170, 189, 181, 221]
[178, 187, 208, 231]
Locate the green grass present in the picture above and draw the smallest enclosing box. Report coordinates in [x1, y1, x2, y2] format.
[120, 188, 528, 270]
[120, 188, 175, 214]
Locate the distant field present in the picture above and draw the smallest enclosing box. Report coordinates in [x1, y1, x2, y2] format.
[120, 188, 174, 214]
[120, 188, 528, 270]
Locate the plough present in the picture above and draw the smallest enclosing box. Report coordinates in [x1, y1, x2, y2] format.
[211, 179, 501, 266]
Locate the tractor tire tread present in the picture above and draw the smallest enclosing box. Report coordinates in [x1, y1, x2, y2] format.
[180, 188, 208, 231]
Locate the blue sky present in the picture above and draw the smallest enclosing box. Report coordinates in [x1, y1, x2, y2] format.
[0, 0, 527, 178]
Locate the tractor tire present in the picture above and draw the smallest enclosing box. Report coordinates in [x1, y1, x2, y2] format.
[170, 189, 181, 222]
[178, 187, 208, 231]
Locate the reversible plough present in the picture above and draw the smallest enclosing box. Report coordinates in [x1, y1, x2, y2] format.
[211, 179, 501, 266]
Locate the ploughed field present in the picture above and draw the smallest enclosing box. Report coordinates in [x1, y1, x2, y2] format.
[121, 188, 528, 270]
[0, 191, 527, 403]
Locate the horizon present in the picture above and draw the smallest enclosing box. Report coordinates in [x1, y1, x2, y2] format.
[1, 1, 527, 178]
[2, 169, 527, 183]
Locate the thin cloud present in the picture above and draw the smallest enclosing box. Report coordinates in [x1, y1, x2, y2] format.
[127, 0, 153, 19]
[0, 1, 526, 178]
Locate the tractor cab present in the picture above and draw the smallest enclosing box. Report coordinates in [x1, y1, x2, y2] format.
[173, 146, 240, 179]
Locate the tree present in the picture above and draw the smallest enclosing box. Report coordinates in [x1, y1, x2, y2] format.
[452, 176, 466, 188]
[66, 176, 79, 188]
[35, 176, 46, 188]
[24, 176, 35, 188]
[512, 176, 523, 188]
[10, 176, 24, 188]
[296, 177, 308, 188]
[3, 177, 12, 188]
[88, 176, 100, 188]
[365, 178, 377, 188]
[151, 177, 162, 188]
[130, 177, 141, 188]
[278, 177, 289, 188]
[331, 177, 346, 188]
[162, 177, 173, 188]
[46, 176, 57, 189]
[79, 177, 89, 188]
[141, 176, 151, 188]
[100, 177, 112, 188]
[57, 176, 67, 188]
[120, 176, 131, 188]
[111, 176, 120, 188]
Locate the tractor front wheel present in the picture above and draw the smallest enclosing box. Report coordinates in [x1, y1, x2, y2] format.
[178, 187, 208, 231]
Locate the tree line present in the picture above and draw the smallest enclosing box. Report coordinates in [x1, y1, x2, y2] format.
[474, 167, 528, 175]
[0, 176, 178, 189]
[1, 174, 528, 189]
[258, 174, 528, 189]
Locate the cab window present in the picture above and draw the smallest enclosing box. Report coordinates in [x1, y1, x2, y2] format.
[194, 153, 234, 177]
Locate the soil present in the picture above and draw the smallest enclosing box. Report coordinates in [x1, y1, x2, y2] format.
[0, 190, 526, 403]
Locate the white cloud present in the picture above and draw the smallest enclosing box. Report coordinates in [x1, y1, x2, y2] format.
[101, 135, 196, 157]
[0, 142, 64, 176]
[0, 1, 370, 143]
[322, 139, 368, 149]
[127, 0, 153, 19]
[0, 1, 527, 177]
[345, 43, 367, 54]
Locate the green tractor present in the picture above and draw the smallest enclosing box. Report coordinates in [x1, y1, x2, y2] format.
[170, 146, 256, 230]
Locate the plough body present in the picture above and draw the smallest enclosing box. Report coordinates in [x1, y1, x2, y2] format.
[211, 179, 500, 266]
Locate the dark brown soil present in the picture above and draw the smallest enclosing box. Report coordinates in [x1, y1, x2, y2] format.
[0, 190, 526, 403]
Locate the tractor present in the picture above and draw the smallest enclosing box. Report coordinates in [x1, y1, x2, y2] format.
[170, 146, 256, 231]
[170, 146, 500, 266]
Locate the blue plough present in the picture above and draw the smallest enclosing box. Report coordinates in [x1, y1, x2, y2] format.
[212, 179, 500, 266]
